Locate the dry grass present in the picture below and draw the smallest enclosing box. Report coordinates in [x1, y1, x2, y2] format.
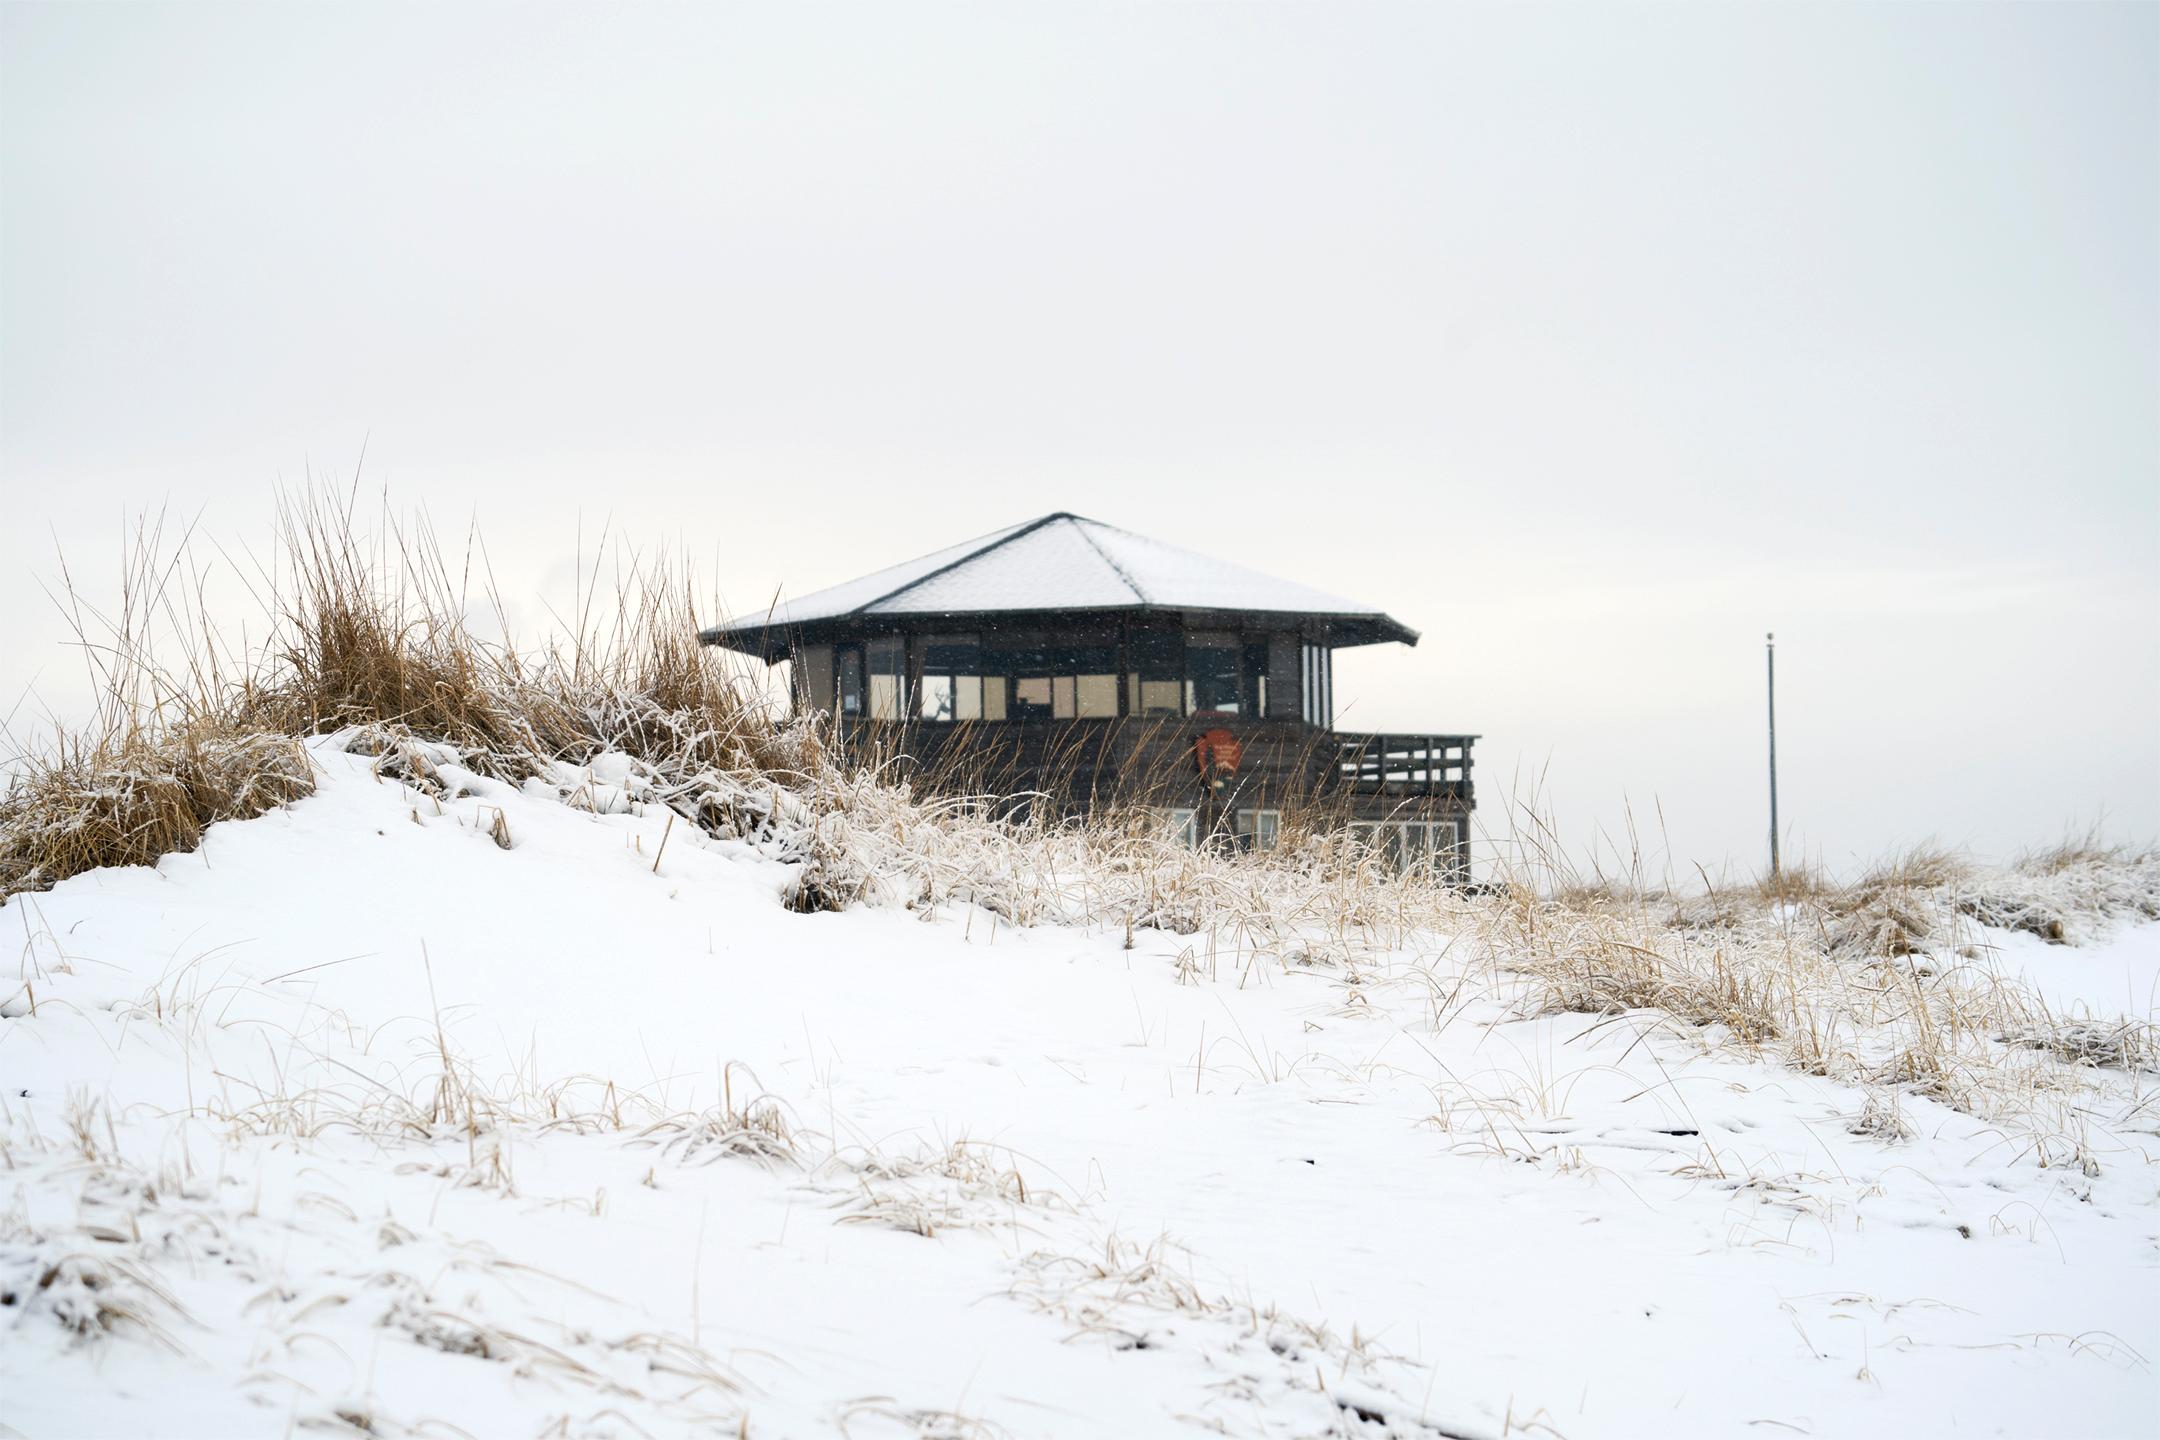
[19, 493, 2157, 1440]
[0, 1095, 756, 1432]
[3, 510, 324, 898]
[2, 487, 808, 903]
[1464, 816, 2160, 1171]
[8, 489, 2156, 1174]
[1005, 1230, 1456, 1436]
[1, 487, 1464, 960]
[0, 723, 312, 897]
[1480, 889, 1790, 1042]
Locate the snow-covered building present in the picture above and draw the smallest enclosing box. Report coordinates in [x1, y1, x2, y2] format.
[701, 513, 1476, 875]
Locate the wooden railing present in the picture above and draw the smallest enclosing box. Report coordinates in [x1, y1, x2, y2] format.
[1332, 733, 1476, 799]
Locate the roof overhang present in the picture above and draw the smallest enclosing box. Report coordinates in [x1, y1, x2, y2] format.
[700, 605, 1419, 665]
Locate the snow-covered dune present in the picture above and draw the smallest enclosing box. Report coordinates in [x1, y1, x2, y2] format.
[4, 739, 2155, 1438]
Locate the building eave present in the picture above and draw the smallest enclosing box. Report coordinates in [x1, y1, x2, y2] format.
[699, 603, 1418, 664]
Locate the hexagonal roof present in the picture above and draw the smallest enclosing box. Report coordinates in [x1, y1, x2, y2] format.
[701, 512, 1416, 660]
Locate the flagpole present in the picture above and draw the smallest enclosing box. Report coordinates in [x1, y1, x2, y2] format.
[1766, 632, 1780, 879]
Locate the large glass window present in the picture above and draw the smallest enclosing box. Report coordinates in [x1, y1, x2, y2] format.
[1162, 807, 1281, 851]
[1185, 632, 1242, 714]
[998, 637, 1054, 721]
[797, 644, 835, 715]
[1346, 819, 1462, 877]
[1127, 630, 1277, 717]
[1432, 820, 1464, 879]
[866, 637, 906, 720]
[917, 635, 985, 723]
[994, 632, 1116, 720]
[1234, 808, 1282, 851]
[1069, 635, 1118, 717]
[1127, 630, 1183, 717]
[1301, 643, 1333, 728]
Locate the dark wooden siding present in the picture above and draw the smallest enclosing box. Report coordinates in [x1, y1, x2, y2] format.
[832, 714, 1476, 871]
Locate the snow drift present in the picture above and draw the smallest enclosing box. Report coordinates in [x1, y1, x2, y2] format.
[3, 502, 2155, 1437]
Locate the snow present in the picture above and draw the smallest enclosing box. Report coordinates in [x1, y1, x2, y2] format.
[1972, 924, 2160, 1019]
[1070, 517, 1385, 618]
[740, 516, 1039, 631]
[4, 740, 2157, 1437]
[715, 513, 1401, 635]
[874, 514, 1148, 615]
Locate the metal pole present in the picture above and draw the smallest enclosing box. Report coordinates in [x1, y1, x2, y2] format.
[1766, 632, 1780, 879]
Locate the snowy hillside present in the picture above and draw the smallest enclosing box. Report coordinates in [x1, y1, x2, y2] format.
[5, 733, 2156, 1439]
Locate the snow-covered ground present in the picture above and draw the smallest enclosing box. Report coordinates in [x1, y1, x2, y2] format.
[1979, 924, 2160, 1022]
[4, 739, 2156, 1438]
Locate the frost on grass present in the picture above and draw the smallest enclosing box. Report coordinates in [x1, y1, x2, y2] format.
[0, 727, 313, 900]
[4, 496, 2157, 1438]
[6, 738, 2155, 1436]
[0, 1109, 755, 1437]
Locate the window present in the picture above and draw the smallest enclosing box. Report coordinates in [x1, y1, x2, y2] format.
[1012, 674, 1052, 719]
[1234, 808, 1282, 852]
[993, 632, 1117, 720]
[1347, 819, 1463, 877]
[1301, 644, 1333, 728]
[1243, 641, 1271, 719]
[866, 637, 906, 720]
[798, 645, 835, 715]
[1000, 637, 1053, 719]
[1127, 629, 1183, 717]
[1402, 820, 1430, 865]
[836, 645, 865, 718]
[917, 635, 985, 723]
[1127, 631, 1275, 718]
[1429, 819, 1464, 879]
[1159, 808, 1281, 851]
[1185, 632, 1241, 714]
[1075, 673, 1118, 718]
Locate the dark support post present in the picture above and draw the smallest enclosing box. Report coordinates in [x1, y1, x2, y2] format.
[1766, 632, 1780, 879]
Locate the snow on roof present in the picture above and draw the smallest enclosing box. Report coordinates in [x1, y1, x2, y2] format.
[711, 513, 1400, 637]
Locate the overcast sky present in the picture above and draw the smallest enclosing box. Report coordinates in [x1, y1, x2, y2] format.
[3, 2, 2155, 877]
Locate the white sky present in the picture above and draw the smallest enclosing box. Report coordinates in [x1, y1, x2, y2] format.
[3, 2, 2155, 877]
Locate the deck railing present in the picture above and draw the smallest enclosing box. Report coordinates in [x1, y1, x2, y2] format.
[1332, 733, 1476, 799]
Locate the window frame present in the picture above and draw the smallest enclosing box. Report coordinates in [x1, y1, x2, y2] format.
[1233, 808, 1282, 852]
[915, 634, 986, 724]
[1301, 643, 1333, 728]
[865, 635, 907, 721]
[1184, 630, 1243, 716]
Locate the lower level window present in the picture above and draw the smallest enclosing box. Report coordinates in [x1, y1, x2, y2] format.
[1160, 808, 1281, 851]
[1347, 819, 1461, 876]
[1234, 809, 1281, 851]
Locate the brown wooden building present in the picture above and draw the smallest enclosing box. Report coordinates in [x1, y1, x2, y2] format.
[700, 513, 1476, 877]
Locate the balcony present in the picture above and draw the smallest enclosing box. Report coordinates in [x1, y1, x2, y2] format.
[1331, 733, 1476, 801]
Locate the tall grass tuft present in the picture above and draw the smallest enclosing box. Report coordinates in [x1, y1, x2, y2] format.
[0, 724, 312, 897]
[6, 488, 2157, 1176]
[3, 510, 316, 898]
